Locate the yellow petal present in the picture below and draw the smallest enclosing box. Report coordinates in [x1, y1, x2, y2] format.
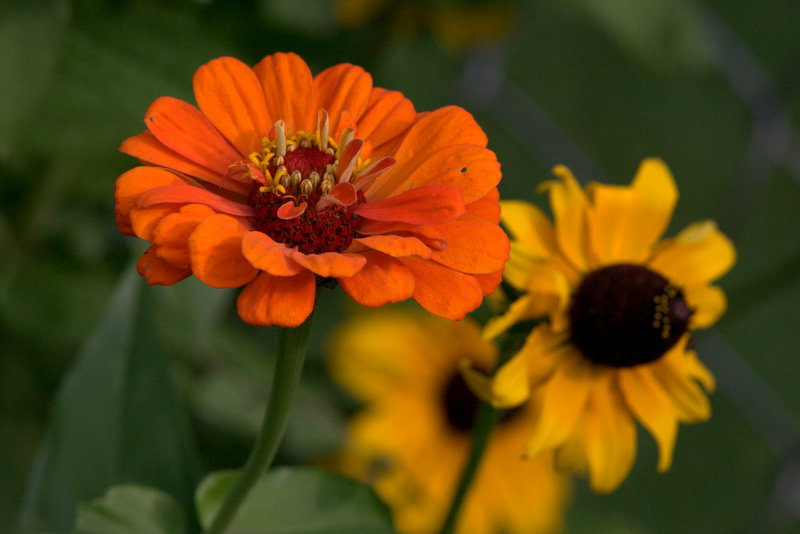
[540, 165, 590, 271]
[523, 351, 592, 459]
[685, 284, 727, 329]
[586, 158, 677, 264]
[583, 372, 637, 493]
[649, 220, 736, 287]
[499, 200, 558, 257]
[459, 351, 529, 409]
[653, 345, 713, 422]
[619, 366, 678, 472]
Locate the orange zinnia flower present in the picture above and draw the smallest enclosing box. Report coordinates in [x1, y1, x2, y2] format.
[115, 52, 507, 326]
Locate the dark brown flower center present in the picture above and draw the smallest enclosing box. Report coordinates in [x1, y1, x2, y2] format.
[568, 264, 692, 367]
[441, 369, 522, 433]
[244, 137, 365, 255]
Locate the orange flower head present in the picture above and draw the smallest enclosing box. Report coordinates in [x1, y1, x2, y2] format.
[115, 52, 508, 326]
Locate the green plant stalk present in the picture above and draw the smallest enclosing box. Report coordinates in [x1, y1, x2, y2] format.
[438, 341, 518, 534]
[205, 312, 315, 534]
[438, 402, 499, 534]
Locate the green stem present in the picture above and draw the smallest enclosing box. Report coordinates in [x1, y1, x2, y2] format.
[205, 312, 315, 534]
[438, 402, 499, 534]
[438, 338, 519, 534]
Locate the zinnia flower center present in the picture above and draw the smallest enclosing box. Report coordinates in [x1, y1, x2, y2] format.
[236, 116, 369, 255]
[568, 264, 692, 368]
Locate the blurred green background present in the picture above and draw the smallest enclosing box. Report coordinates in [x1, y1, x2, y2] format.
[2, 0, 799, 532]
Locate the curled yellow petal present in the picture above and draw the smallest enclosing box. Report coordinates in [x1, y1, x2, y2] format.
[459, 350, 530, 409]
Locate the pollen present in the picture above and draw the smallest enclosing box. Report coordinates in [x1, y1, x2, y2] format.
[238, 112, 371, 255]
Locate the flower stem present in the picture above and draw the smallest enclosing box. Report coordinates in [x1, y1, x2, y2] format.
[438, 338, 518, 534]
[438, 402, 499, 534]
[204, 313, 315, 534]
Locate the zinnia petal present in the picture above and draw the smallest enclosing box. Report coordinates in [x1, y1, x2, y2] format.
[253, 52, 314, 131]
[353, 235, 432, 259]
[136, 184, 255, 217]
[236, 270, 316, 327]
[402, 257, 483, 320]
[337, 251, 415, 307]
[137, 245, 190, 285]
[312, 63, 372, 134]
[414, 214, 509, 274]
[144, 96, 242, 175]
[115, 166, 191, 235]
[356, 88, 416, 150]
[193, 56, 271, 156]
[241, 231, 303, 276]
[292, 250, 367, 278]
[189, 214, 259, 288]
[367, 106, 488, 199]
[152, 204, 215, 268]
[355, 184, 465, 224]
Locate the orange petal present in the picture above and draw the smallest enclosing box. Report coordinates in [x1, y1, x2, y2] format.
[115, 166, 189, 235]
[312, 63, 372, 135]
[136, 184, 255, 217]
[236, 270, 316, 327]
[336, 139, 363, 183]
[353, 235, 432, 258]
[291, 250, 366, 278]
[370, 106, 488, 197]
[144, 96, 242, 176]
[119, 131, 253, 195]
[241, 231, 303, 276]
[467, 187, 500, 223]
[402, 257, 483, 319]
[355, 184, 465, 224]
[137, 245, 190, 285]
[316, 182, 356, 211]
[131, 205, 177, 241]
[414, 214, 509, 274]
[357, 88, 416, 149]
[368, 144, 499, 204]
[193, 57, 272, 156]
[338, 251, 415, 307]
[277, 200, 307, 219]
[152, 204, 215, 268]
[189, 214, 258, 288]
[472, 270, 503, 296]
[253, 52, 315, 131]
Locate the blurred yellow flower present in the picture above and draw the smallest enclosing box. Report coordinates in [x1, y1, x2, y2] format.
[328, 310, 570, 534]
[336, 0, 513, 53]
[481, 159, 736, 492]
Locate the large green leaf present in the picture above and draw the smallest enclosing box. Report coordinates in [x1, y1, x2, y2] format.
[196, 467, 396, 534]
[17, 266, 201, 533]
[72, 485, 184, 534]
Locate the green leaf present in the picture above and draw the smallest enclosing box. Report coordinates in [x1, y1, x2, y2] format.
[73, 485, 185, 534]
[0, 0, 68, 161]
[196, 467, 396, 534]
[17, 265, 201, 533]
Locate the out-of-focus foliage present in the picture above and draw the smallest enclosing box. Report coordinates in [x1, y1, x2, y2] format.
[2, 0, 799, 533]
